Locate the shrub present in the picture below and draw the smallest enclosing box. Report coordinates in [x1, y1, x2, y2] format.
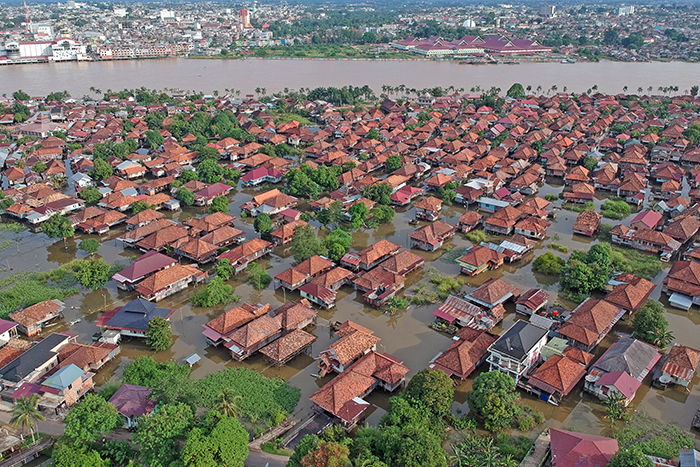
[562, 201, 595, 212]
[545, 193, 558, 201]
[466, 230, 486, 244]
[548, 243, 569, 253]
[518, 416, 535, 431]
[532, 252, 565, 275]
[600, 200, 632, 220]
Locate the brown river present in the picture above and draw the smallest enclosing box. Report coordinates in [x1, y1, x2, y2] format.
[2, 172, 699, 444]
[0, 57, 700, 97]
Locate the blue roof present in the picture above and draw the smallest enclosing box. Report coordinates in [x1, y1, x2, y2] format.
[43, 364, 83, 390]
[105, 298, 173, 332]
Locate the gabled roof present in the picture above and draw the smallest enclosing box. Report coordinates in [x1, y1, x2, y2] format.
[593, 337, 661, 380]
[550, 429, 619, 467]
[109, 384, 156, 418]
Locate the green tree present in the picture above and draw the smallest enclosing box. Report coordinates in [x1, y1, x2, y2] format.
[191, 277, 234, 307]
[175, 187, 195, 206]
[452, 437, 517, 467]
[132, 200, 155, 214]
[363, 182, 392, 205]
[198, 160, 224, 183]
[632, 300, 669, 347]
[215, 389, 242, 418]
[42, 215, 75, 244]
[317, 201, 344, 228]
[367, 128, 380, 140]
[532, 252, 565, 275]
[146, 316, 172, 351]
[145, 129, 165, 149]
[291, 225, 326, 261]
[467, 371, 520, 432]
[53, 441, 108, 467]
[349, 202, 369, 229]
[123, 356, 191, 388]
[180, 169, 199, 183]
[78, 186, 102, 204]
[91, 157, 113, 181]
[64, 393, 120, 443]
[560, 261, 595, 295]
[78, 238, 100, 255]
[607, 447, 654, 467]
[198, 146, 221, 162]
[289, 435, 319, 467]
[75, 257, 111, 290]
[12, 90, 30, 101]
[327, 244, 346, 262]
[181, 416, 249, 467]
[247, 262, 271, 290]
[322, 228, 353, 251]
[209, 195, 229, 214]
[372, 205, 395, 224]
[386, 154, 402, 171]
[32, 161, 47, 173]
[215, 259, 236, 281]
[405, 369, 454, 417]
[10, 394, 45, 443]
[506, 83, 526, 99]
[253, 212, 273, 236]
[133, 403, 194, 467]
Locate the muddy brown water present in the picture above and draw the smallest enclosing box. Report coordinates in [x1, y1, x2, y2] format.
[2, 58, 700, 98]
[1, 174, 699, 444]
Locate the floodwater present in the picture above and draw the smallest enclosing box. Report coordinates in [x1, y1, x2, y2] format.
[1, 58, 700, 97]
[1, 167, 699, 443]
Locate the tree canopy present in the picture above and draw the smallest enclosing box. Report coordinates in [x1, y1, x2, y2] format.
[64, 393, 121, 443]
[209, 195, 229, 214]
[42, 215, 75, 242]
[146, 316, 173, 351]
[291, 225, 326, 261]
[181, 415, 249, 467]
[405, 369, 454, 417]
[467, 371, 520, 432]
[253, 212, 273, 236]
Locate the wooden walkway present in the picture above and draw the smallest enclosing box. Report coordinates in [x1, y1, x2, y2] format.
[0, 438, 53, 467]
[519, 430, 551, 467]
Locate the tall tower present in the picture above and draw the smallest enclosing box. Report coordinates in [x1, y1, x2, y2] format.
[240, 9, 251, 28]
[24, 0, 32, 32]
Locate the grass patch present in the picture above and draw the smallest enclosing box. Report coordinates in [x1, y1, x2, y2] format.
[195, 368, 300, 424]
[598, 223, 614, 241]
[600, 200, 632, 219]
[494, 433, 533, 463]
[407, 268, 462, 304]
[548, 243, 569, 253]
[0, 222, 26, 233]
[407, 283, 439, 305]
[273, 113, 310, 126]
[613, 411, 693, 459]
[439, 247, 469, 264]
[261, 439, 293, 457]
[562, 201, 595, 212]
[466, 230, 486, 244]
[609, 245, 664, 279]
[0, 240, 13, 251]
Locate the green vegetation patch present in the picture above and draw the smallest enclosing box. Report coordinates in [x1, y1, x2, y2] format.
[613, 411, 693, 459]
[562, 201, 595, 212]
[610, 246, 664, 279]
[600, 200, 632, 220]
[548, 243, 569, 253]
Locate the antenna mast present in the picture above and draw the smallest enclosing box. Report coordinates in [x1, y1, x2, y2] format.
[24, 0, 31, 33]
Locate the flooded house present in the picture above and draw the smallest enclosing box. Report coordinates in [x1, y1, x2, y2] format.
[584, 336, 661, 405]
[429, 328, 498, 380]
[486, 320, 549, 385]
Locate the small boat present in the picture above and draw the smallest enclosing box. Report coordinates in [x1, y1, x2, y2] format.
[70, 318, 81, 325]
[409, 219, 419, 226]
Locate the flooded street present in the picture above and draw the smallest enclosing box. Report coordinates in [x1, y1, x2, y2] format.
[1, 172, 698, 442]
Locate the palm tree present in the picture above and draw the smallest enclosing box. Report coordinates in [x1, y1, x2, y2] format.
[648, 86, 653, 93]
[647, 328, 674, 349]
[10, 395, 44, 443]
[637, 87, 643, 94]
[622, 85, 628, 93]
[215, 389, 242, 418]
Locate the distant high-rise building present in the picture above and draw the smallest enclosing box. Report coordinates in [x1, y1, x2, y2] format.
[618, 5, 635, 15]
[240, 9, 251, 28]
[540, 5, 556, 17]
